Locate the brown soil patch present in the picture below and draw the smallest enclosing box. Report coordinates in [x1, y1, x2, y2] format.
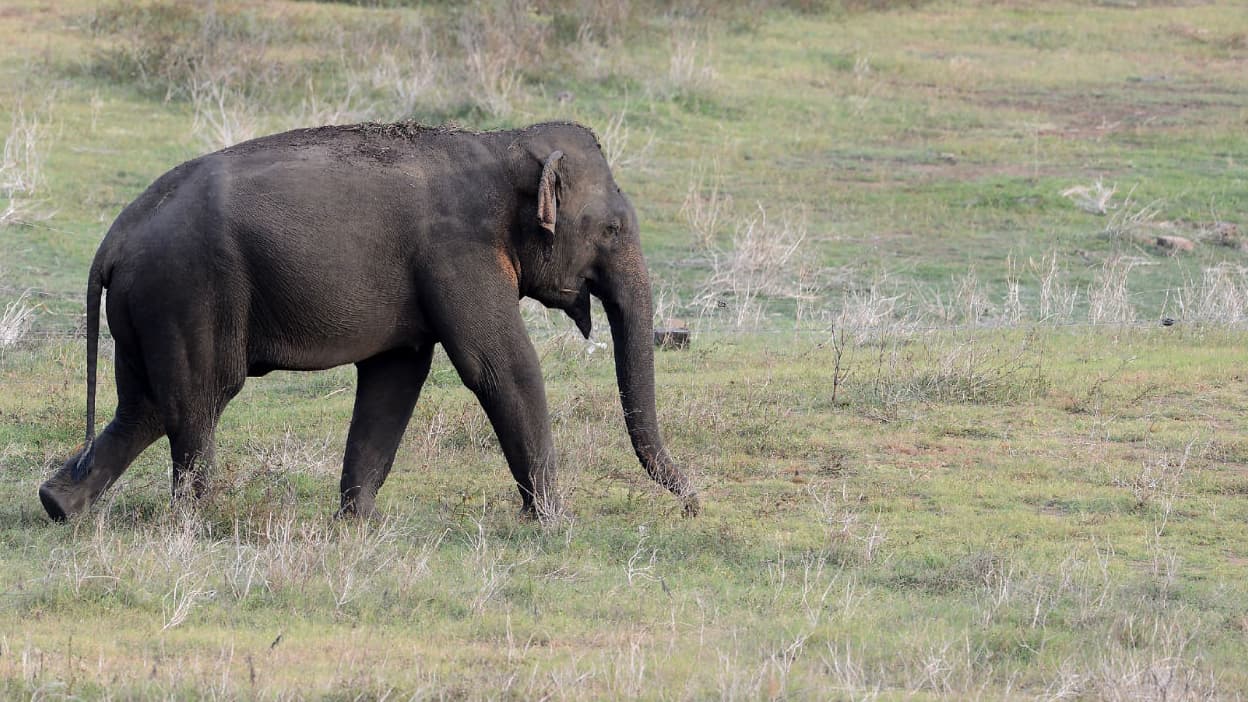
[962, 82, 1246, 139]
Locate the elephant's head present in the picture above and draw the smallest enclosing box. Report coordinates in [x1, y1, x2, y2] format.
[507, 123, 699, 515]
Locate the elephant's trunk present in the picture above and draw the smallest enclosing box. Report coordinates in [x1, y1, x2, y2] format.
[601, 262, 699, 516]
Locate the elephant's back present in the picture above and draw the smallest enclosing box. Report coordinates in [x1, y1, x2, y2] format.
[94, 123, 507, 371]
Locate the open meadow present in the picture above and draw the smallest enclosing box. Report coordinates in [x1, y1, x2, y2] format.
[2, 0, 1247, 698]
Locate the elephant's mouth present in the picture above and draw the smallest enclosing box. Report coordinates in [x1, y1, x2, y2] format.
[561, 281, 593, 339]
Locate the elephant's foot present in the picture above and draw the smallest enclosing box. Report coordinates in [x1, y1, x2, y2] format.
[336, 490, 381, 521]
[39, 470, 93, 522]
[538, 498, 565, 526]
[680, 491, 701, 518]
[334, 505, 384, 521]
[521, 493, 567, 526]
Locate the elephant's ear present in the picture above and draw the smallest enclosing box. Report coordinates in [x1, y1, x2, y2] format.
[537, 150, 563, 236]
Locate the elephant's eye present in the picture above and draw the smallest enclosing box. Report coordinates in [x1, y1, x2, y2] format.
[605, 220, 621, 238]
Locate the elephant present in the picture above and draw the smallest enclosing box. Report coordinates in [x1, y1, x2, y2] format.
[38, 121, 699, 523]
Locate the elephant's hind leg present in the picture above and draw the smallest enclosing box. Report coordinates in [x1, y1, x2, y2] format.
[337, 346, 434, 518]
[163, 376, 245, 504]
[147, 330, 247, 505]
[40, 358, 164, 521]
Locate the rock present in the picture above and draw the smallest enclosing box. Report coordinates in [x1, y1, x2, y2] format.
[1208, 221, 1242, 248]
[1155, 234, 1194, 253]
[653, 328, 690, 350]
[654, 319, 690, 350]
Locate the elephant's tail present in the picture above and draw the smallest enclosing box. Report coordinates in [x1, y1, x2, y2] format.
[72, 261, 105, 480]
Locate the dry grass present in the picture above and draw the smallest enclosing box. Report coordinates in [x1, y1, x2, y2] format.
[75, 0, 736, 129]
[854, 330, 1049, 417]
[1104, 188, 1166, 243]
[4, 0, 1248, 696]
[454, 7, 528, 119]
[188, 76, 259, 150]
[1173, 263, 1248, 325]
[0, 103, 49, 225]
[661, 31, 716, 98]
[835, 273, 913, 340]
[680, 162, 731, 251]
[1088, 255, 1146, 326]
[819, 248, 1240, 335]
[0, 290, 35, 347]
[4, 324, 1246, 697]
[42, 499, 453, 621]
[367, 33, 439, 119]
[1060, 180, 1170, 247]
[596, 108, 654, 171]
[696, 204, 809, 327]
[1061, 179, 1117, 215]
[1034, 252, 1079, 324]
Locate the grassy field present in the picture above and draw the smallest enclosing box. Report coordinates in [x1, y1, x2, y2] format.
[2, 0, 1248, 698]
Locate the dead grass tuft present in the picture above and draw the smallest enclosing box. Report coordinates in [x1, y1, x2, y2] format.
[1088, 256, 1145, 326]
[696, 204, 809, 327]
[681, 163, 731, 251]
[1, 290, 36, 347]
[1061, 179, 1117, 215]
[1173, 264, 1248, 325]
[854, 331, 1049, 416]
[1, 103, 51, 224]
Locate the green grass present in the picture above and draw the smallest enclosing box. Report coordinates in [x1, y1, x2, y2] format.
[4, 329, 1248, 697]
[3, 0, 1248, 697]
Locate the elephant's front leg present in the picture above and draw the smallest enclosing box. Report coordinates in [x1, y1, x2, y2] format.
[338, 346, 434, 518]
[441, 323, 560, 521]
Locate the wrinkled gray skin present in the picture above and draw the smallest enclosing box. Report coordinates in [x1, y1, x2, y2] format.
[39, 121, 699, 522]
